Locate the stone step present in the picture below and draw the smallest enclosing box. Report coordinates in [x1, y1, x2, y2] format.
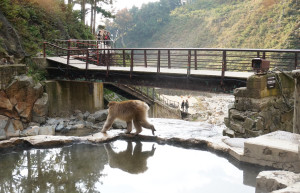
[243, 131, 300, 172]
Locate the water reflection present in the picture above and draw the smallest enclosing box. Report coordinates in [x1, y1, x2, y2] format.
[105, 141, 155, 174]
[0, 141, 268, 193]
[0, 144, 107, 193]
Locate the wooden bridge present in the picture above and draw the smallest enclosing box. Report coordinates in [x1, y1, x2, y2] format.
[44, 40, 300, 92]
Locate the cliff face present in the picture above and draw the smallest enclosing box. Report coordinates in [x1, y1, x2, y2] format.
[0, 10, 26, 58]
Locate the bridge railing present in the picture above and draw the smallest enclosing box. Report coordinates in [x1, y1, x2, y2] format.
[43, 41, 300, 81]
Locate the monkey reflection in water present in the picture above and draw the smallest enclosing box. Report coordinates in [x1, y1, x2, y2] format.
[101, 100, 156, 135]
[105, 141, 156, 174]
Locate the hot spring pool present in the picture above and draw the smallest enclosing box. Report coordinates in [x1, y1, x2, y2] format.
[0, 140, 266, 193]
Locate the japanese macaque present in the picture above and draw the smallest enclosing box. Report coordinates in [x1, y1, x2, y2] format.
[105, 141, 156, 174]
[101, 100, 156, 135]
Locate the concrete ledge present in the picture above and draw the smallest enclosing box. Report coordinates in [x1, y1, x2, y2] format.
[243, 131, 300, 172]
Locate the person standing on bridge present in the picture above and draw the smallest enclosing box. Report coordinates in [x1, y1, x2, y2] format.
[185, 99, 189, 113]
[181, 100, 185, 111]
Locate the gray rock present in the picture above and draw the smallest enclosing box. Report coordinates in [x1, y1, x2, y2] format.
[0, 115, 9, 131]
[39, 126, 55, 135]
[6, 120, 20, 137]
[0, 126, 6, 140]
[70, 124, 84, 130]
[112, 120, 127, 129]
[85, 121, 93, 129]
[32, 93, 48, 124]
[83, 111, 90, 120]
[256, 171, 300, 193]
[87, 115, 96, 124]
[93, 110, 108, 122]
[21, 126, 40, 136]
[55, 123, 64, 132]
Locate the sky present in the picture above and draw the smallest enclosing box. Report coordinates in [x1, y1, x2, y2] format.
[69, 0, 160, 26]
[113, 0, 159, 10]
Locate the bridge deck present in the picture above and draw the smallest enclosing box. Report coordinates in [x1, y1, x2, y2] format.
[47, 56, 254, 79]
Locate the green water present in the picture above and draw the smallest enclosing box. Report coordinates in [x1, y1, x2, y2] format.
[0, 141, 264, 193]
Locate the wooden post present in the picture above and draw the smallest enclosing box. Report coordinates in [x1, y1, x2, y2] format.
[262, 52, 266, 59]
[123, 50, 126, 67]
[106, 49, 110, 77]
[194, 50, 197, 70]
[293, 70, 300, 134]
[66, 40, 71, 77]
[85, 50, 89, 79]
[168, 50, 171, 69]
[221, 51, 227, 85]
[187, 50, 191, 77]
[144, 50, 147, 68]
[157, 50, 161, 73]
[43, 42, 46, 58]
[295, 53, 298, 69]
[130, 50, 134, 78]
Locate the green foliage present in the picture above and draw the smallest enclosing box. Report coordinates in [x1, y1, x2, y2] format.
[0, 0, 94, 56]
[113, 0, 299, 49]
[25, 58, 47, 83]
[106, 0, 181, 48]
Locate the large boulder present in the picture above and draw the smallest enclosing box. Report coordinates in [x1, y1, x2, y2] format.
[5, 75, 43, 122]
[256, 171, 300, 193]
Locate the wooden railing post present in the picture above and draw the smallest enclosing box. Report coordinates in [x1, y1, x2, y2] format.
[106, 49, 110, 77]
[221, 50, 227, 85]
[130, 50, 134, 78]
[43, 42, 46, 58]
[187, 50, 191, 77]
[157, 50, 161, 73]
[295, 53, 298, 69]
[85, 49, 89, 79]
[66, 40, 71, 77]
[194, 50, 197, 70]
[123, 50, 126, 67]
[168, 50, 171, 69]
[144, 50, 147, 68]
[262, 52, 266, 59]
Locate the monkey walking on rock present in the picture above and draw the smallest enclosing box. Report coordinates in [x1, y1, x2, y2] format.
[101, 100, 156, 135]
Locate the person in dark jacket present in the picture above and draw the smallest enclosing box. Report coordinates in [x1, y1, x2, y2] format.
[185, 99, 189, 113]
[181, 100, 185, 111]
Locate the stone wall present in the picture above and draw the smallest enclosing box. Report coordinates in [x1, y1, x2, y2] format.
[0, 64, 26, 89]
[224, 72, 295, 138]
[46, 80, 104, 117]
[151, 101, 181, 119]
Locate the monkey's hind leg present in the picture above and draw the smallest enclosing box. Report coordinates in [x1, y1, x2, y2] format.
[140, 121, 156, 135]
[125, 121, 133, 134]
[133, 120, 142, 135]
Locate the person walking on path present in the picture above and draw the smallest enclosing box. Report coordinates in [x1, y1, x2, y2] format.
[185, 99, 189, 113]
[181, 100, 185, 111]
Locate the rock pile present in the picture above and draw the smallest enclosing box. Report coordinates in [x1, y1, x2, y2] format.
[0, 75, 48, 139]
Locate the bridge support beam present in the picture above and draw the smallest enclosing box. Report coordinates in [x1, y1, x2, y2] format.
[45, 80, 104, 117]
[292, 70, 300, 134]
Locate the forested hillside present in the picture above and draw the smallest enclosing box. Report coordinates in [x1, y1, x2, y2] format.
[108, 0, 299, 49]
[0, 0, 112, 58]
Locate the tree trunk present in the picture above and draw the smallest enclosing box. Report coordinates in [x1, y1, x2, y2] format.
[93, 0, 97, 33]
[90, 0, 94, 33]
[81, 0, 86, 24]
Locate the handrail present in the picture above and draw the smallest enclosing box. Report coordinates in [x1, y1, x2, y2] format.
[43, 41, 300, 84]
